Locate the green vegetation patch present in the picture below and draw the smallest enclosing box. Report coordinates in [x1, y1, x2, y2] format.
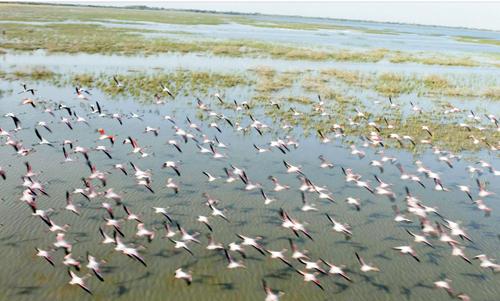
[456, 36, 500, 47]
[234, 17, 399, 35]
[2, 67, 58, 81]
[0, 3, 225, 25]
[389, 51, 479, 67]
[375, 73, 418, 96]
[68, 70, 252, 99]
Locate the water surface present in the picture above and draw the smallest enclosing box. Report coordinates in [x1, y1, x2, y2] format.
[0, 13, 499, 301]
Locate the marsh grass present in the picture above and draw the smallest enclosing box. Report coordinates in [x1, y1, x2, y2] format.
[255, 70, 297, 93]
[301, 77, 351, 105]
[307, 107, 499, 153]
[0, 3, 225, 25]
[5, 64, 499, 101]
[320, 69, 371, 88]
[9, 67, 58, 81]
[207, 41, 389, 62]
[2, 2, 401, 37]
[389, 52, 479, 67]
[279, 96, 313, 105]
[233, 17, 399, 35]
[0, 23, 144, 53]
[0, 21, 489, 68]
[1, 3, 496, 69]
[0, 22, 389, 62]
[0, 4, 498, 154]
[483, 87, 500, 99]
[333, 48, 389, 62]
[314, 70, 500, 99]
[270, 91, 499, 153]
[419, 74, 498, 98]
[273, 68, 496, 101]
[456, 36, 500, 47]
[301, 76, 326, 93]
[423, 75, 450, 90]
[75, 70, 252, 98]
[374, 73, 417, 96]
[2, 65, 498, 152]
[72, 74, 95, 87]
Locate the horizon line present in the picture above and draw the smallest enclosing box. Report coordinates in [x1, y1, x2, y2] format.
[5, 1, 500, 32]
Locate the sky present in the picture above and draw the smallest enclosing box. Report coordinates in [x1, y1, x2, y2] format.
[17, 1, 500, 31]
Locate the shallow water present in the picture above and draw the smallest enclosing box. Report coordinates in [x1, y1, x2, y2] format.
[0, 76, 500, 301]
[1, 13, 500, 301]
[4, 50, 500, 81]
